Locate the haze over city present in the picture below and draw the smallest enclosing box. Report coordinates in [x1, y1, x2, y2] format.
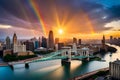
[0, 0, 120, 39]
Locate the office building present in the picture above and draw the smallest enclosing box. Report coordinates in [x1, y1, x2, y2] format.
[6, 36, 11, 49]
[48, 30, 54, 49]
[110, 59, 120, 79]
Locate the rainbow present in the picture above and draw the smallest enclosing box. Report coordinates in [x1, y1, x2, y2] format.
[29, 0, 47, 37]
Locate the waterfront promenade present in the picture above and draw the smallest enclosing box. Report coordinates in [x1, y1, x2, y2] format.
[71, 67, 109, 80]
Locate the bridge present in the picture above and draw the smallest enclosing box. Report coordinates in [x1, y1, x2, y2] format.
[8, 47, 94, 69]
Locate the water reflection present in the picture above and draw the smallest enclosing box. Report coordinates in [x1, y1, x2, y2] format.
[0, 44, 120, 80]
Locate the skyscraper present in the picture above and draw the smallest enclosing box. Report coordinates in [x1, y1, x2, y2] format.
[38, 37, 41, 47]
[78, 39, 81, 45]
[24, 40, 34, 52]
[41, 36, 47, 48]
[13, 33, 17, 46]
[6, 36, 11, 49]
[110, 59, 120, 79]
[73, 37, 77, 45]
[110, 36, 113, 40]
[55, 38, 59, 44]
[48, 30, 54, 49]
[34, 40, 39, 49]
[101, 35, 106, 50]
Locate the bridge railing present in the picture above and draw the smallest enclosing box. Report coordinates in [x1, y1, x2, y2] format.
[29, 49, 69, 63]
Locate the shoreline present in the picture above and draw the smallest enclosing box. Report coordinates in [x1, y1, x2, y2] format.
[71, 43, 118, 80]
[0, 56, 42, 67]
[0, 63, 8, 66]
[71, 67, 109, 80]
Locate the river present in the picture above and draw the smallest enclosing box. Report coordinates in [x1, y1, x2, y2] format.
[0, 44, 119, 80]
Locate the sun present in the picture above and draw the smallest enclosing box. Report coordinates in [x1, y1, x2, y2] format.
[58, 29, 63, 34]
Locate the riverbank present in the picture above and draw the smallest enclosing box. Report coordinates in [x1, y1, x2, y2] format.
[93, 44, 117, 55]
[0, 63, 8, 66]
[71, 67, 109, 80]
[3, 54, 37, 62]
[0, 56, 42, 67]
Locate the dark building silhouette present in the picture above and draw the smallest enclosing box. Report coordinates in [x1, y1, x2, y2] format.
[41, 36, 47, 48]
[6, 36, 11, 49]
[58, 43, 64, 50]
[78, 39, 81, 45]
[38, 37, 41, 47]
[55, 38, 59, 44]
[110, 36, 113, 40]
[73, 37, 77, 44]
[101, 35, 106, 49]
[48, 30, 54, 49]
[13, 33, 17, 46]
[34, 41, 39, 49]
[24, 40, 34, 52]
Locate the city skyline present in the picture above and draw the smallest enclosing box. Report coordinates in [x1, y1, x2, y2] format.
[0, 1, 120, 80]
[0, 0, 120, 39]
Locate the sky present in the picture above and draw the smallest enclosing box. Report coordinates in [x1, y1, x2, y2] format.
[0, 0, 120, 39]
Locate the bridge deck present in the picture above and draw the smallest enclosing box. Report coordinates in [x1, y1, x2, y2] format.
[8, 50, 94, 65]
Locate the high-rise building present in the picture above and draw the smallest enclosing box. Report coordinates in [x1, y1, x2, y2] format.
[72, 43, 77, 54]
[55, 38, 59, 44]
[58, 43, 64, 50]
[34, 40, 39, 49]
[73, 37, 77, 45]
[101, 35, 105, 48]
[110, 36, 113, 40]
[110, 59, 120, 79]
[48, 30, 54, 49]
[24, 40, 34, 52]
[38, 37, 41, 47]
[41, 36, 47, 48]
[6, 36, 11, 49]
[78, 39, 81, 45]
[13, 33, 17, 46]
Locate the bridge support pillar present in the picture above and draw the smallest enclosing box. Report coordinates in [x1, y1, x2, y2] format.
[25, 63, 29, 69]
[9, 65, 14, 70]
[61, 58, 71, 65]
[87, 57, 90, 61]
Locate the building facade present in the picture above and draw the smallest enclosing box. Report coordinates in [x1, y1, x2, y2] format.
[48, 30, 54, 49]
[24, 40, 34, 52]
[73, 37, 77, 45]
[110, 59, 120, 79]
[101, 35, 105, 49]
[6, 36, 11, 49]
[41, 36, 47, 48]
[12, 33, 26, 53]
[14, 44, 26, 53]
[13, 33, 17, 46]
[78, 39, 81, 45]
[55, 38, 59, 44]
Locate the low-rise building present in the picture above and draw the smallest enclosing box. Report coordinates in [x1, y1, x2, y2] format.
[3, 49, 12, 56]
[17, 51, 34, 56]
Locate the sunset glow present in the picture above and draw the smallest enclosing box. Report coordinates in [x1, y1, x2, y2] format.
[58, 29, 63, 35]
[0, 0, 120, 40]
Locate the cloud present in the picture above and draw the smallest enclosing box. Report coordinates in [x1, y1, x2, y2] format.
[0, 0, 120, 38]
[0, 24, 12, 29]
[105, 20, 120, 31]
